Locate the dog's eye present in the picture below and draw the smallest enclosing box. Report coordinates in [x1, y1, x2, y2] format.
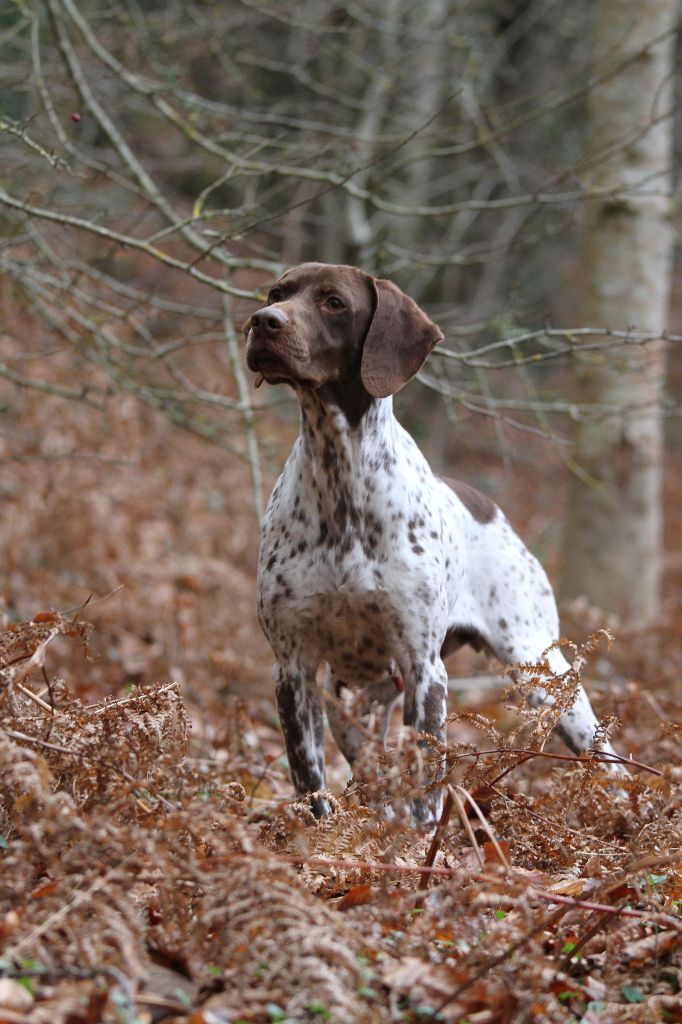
[268, 288, 284, 303]
[326, 295, 345, 310]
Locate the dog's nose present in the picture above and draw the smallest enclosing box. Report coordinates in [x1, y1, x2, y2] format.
[250, 306, 289, 336]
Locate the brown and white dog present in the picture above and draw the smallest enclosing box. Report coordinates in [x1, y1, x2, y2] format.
[245, 262, 624, 823]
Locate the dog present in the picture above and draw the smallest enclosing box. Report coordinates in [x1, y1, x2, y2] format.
[245, 262, 624, 823]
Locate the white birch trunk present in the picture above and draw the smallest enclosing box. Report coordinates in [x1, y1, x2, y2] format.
[560, 0, 677, 623]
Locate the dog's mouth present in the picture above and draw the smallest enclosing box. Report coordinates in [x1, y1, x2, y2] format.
[246, 345, 291, 385]
[247, 345, 320, 391]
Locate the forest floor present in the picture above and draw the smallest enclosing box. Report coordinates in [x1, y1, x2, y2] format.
[0, 334, 681, 1024]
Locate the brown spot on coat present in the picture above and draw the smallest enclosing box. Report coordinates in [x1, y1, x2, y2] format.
[439, 476, 497, 525]
[422, 682, 446, 733]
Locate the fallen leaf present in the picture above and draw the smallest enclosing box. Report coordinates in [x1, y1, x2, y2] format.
[29, 881, 59, 900]
[484, 839, 510, 865]
[32, 611, 61, 624]
[621, 930, 682, 966]
[336, 884, 376, 911]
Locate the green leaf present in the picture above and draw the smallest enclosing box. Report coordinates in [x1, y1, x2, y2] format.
[305, 1001, 331, 1020]
[494, 909, 507, 920]
[0, 835, 8, 849]
[621, 985, 645, 1004]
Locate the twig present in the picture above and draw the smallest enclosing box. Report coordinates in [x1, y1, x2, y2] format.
[223, 298, 265, 522]
[212, 852, 465, 878]
[558, 904, 623, 972]
[451, 785, 485, 869]
[418, 789, 455, 893]
[455, 745, 660, 777]
[530, 887, 682, 930]
[454, 785, 511, 870]
[136, 993, 191, 1014]
[15, 682, 60, 715]
[0, 360, 102, 405]
[435, 325, 682, 367]
[487, 752, 535, 787]
[0, 186, 252, 298]
[85, 680, 180, 712]
[62, 584, 124, 616]
[1, 728, 76, 755]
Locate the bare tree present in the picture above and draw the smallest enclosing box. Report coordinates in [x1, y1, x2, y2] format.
[560, 0, 678, 622]
[0, 0, 679, 592]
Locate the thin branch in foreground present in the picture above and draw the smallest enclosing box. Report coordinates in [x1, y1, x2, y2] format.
[418, 788, 455, 893]
[223, 298, 265, 522]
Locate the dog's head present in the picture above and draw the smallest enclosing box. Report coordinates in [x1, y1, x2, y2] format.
[244, 262, 443, 399]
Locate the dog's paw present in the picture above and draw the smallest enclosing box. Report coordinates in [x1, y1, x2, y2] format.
[309, 790, 336, 819]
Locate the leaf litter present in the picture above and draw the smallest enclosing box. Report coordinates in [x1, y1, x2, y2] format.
[0, 612, 680, 1024]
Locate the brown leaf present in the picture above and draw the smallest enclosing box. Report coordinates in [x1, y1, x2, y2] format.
[336, 884, 376, 911]
[29, 880, 59, 900]
[621, 929, 682, 965]
[484, 840, 510, 865]
[32, 611, 61, 624]
[549, 878, 587, 897]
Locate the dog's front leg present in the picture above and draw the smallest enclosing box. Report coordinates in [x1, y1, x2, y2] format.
[404, 661, 448, 827]
[274, 661, 329, 817]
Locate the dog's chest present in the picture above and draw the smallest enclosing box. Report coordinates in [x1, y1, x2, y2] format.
[257, 437, 448, 673]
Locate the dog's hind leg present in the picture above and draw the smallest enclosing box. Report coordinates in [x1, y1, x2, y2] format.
[324, 666, 401, 767]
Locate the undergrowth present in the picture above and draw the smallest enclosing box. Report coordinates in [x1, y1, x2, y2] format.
[0, 615, 680, 1024]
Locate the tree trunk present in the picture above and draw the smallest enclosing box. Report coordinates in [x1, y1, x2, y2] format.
[560, 0, 677, 623]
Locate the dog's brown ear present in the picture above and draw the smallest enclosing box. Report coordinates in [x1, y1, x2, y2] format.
[361, 278, 443, 398]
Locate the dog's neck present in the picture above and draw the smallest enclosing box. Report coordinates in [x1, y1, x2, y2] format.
[295, 384, 397, 532]
[297, 383, 395, 459]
